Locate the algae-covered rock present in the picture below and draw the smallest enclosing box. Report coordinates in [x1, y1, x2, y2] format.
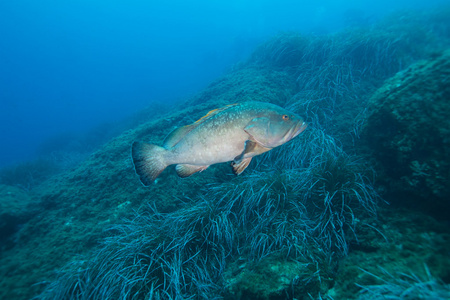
[364, 50, 450, 216]
[223, 256, 329, 300]
[186, 67, 296, 108]
[0, 184, 37, 250]
[332, 207, 450, 299]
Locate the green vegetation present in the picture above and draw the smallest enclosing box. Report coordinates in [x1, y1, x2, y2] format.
[357, 265, 450, 299]
[37, 126, 379, 299]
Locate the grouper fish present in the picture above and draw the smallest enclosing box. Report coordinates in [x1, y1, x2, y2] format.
[132, 101, 307, 186]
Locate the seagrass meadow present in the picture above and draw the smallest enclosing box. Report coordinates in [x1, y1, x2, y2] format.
[1, 8, 450, 299]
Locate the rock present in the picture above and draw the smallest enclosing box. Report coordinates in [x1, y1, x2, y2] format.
[223, 256, 327, 300]
[0, 185, 36, 250]
[363, 50, 450, 218]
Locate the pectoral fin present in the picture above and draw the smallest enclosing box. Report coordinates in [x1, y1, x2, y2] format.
[234, 140, 271, 163]
[231, 157, 252, 175]
[175, 164, 209, 178]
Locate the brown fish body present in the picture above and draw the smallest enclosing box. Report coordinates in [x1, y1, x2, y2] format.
[132, 102, 307, 185]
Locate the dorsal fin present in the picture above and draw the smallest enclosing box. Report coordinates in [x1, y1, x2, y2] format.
[163, 103, 239, 149]
[163, 125, 195, 149]
[193, 103, 239, 125]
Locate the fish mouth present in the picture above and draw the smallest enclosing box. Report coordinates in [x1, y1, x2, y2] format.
[292, 120, 308, 139]
[281, 120, 307, 145]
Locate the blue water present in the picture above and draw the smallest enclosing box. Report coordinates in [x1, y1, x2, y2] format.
[0, 0, 446, 168]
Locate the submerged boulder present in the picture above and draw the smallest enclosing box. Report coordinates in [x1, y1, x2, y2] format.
[0, 185, 37, 250]
[363, 50, 450, 218]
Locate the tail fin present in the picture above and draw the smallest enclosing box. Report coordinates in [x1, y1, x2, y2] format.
[131, 141, 168, 186]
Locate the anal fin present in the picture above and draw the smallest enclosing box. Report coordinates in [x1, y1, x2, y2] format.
[175, 164, 209, 178]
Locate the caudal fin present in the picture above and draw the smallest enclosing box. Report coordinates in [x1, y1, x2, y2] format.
[131, 141, 168, 186]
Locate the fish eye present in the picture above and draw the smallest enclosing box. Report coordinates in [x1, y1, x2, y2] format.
[282, 114, 290, 121]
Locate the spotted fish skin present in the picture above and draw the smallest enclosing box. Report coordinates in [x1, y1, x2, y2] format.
[132, 101, 307, 186]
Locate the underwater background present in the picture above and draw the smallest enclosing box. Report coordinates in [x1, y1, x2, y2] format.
[1, 0, 450, 299]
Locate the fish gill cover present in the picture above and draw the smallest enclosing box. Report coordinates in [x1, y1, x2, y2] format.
[1, 5, 450, 300]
